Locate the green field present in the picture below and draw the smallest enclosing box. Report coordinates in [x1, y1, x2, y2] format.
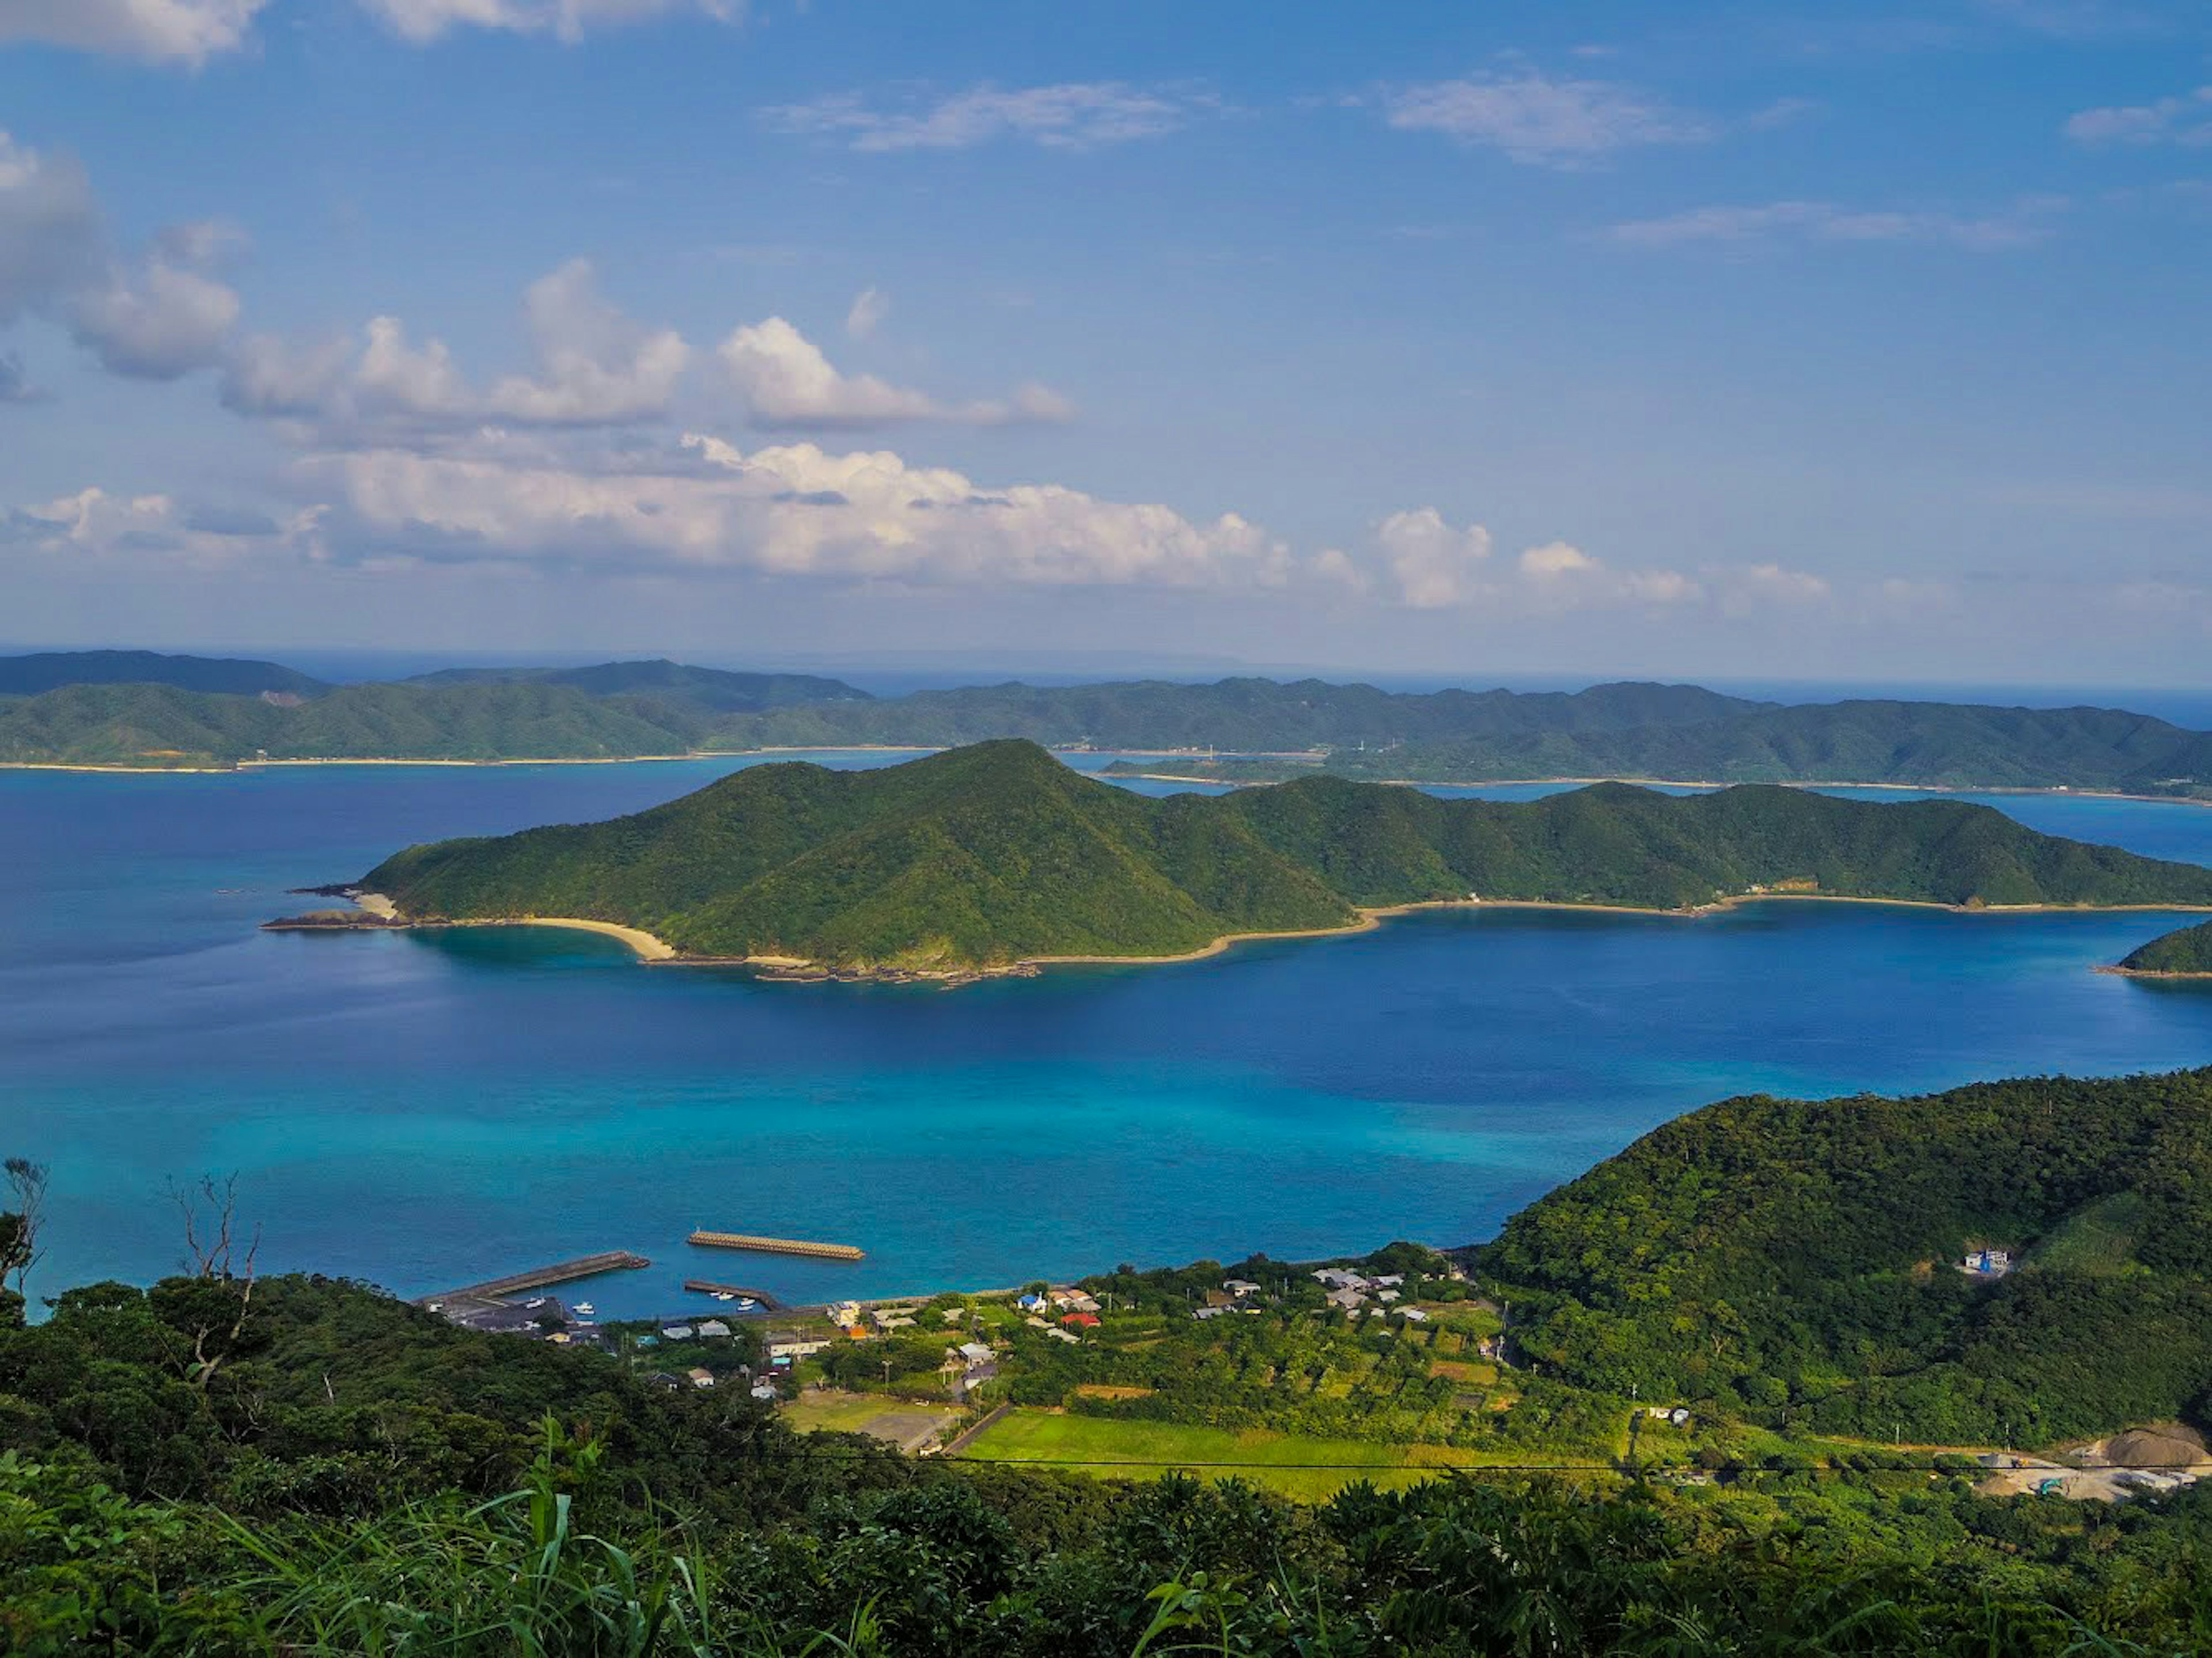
[956, 1409, 1505, 1500]
[782, 1390, 963, 1451]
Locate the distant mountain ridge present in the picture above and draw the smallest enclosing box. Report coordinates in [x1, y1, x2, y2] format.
[352, 739, 2212, 973]
[6, 653, 2212, 795]
[403, 658, 870, 714]
[0, 648, 327, 698]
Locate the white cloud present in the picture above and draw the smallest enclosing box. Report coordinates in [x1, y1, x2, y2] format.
[70, 253, 241, 378]
[844, 286, 888, 342]
[1607, 198, 2061, 251]
[301, 431, 1294, 590]
[0, 0, 268, 65]
[1518, 540, 1599, 579]
[0, 131, 104, 324]
[763, 82, 1208, 153]
[355, 0, 740, 43]
[1382, 70, 1710, 165]
[2065, 85, 2212, 147]
[716, 315, 1071, 430]
[0, 132, 242, 377]
[224, 259, 688, 431]
[1376, 507, 1492, 608]
[7, 484, 322, 567]
[484, 258, 688, 423]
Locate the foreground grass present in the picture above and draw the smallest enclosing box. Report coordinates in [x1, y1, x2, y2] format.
[957, 1409, 1501, 1500]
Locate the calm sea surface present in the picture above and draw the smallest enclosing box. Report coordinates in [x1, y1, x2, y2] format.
[9, 753, 2212, 1317]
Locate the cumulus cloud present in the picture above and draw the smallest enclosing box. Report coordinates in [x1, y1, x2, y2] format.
[0, 132, 104, 324]
[1607, 198, 2062, 251]
[0, 0, 268, 65]
[70, 252, 241, 378]
[844, 286, 888, 341]
[224, 259, 688, 432]
[763, 82, 1209, 153]
[0, 131, 243, 377]
[716, 315, 1073, 430]
[1381, 70, 1710, 165]
[1376, 507, 1492, 608]
[296, 431, 1293, 589]
[6, 484, 323, 567]
[2065, 85, 2212, 147]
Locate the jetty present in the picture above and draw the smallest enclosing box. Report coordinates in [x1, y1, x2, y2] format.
[682, 1278, 786, 1309]
[419, 1250, 651, 1305]
[688, 1230, 865, 1262]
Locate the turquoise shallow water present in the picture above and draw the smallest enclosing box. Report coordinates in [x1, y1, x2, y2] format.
[8, 754, 2212, 1318]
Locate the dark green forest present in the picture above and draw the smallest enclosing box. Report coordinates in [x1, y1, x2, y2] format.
[8, 650, 2212, 794]
[1479, 1069, 2212, 1447]
[2119, 920, 2212, 975]
[355, 739, 2212, 969]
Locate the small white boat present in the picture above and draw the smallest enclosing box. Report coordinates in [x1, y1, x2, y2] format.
[574, 1302, 596, 1316]
[735, 1297, 757, 1311]
[713, 1292, 736, 1302]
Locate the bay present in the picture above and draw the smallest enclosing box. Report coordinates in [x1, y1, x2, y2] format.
[7, 753, 2212, 1318]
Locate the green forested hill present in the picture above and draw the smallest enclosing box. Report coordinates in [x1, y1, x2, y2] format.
[701, 676, 1762, 752]
[355, 740, 2212, 969]
[0, 681, 708, 766]
[10, 662, 2212, 793]
[1102, 697, 2212, 794]
[2118, 919, 2212, 976]
[0, 648, 327, 698]
[1477, 1069, 2212, 1444]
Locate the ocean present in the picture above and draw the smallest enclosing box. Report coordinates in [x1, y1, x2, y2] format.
[8, 751, 2212, 1319]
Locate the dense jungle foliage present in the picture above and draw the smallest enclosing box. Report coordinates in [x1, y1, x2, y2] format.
[9, 1210, 2212, 1649]
[1479, 1068, 2212, 1447]
[357, 740, 2212, 968]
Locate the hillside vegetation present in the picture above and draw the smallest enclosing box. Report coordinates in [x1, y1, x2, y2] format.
[17, 1076, 2212, 1649]
[2117, 919, 2212, 976]
[1478, 1069, 2212, 1445]
[10, 658, 2212, 794]
[355, 739, 2212, 969]
[0, 681, 709, 767]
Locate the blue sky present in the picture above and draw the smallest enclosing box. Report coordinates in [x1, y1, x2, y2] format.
[1, 0, 2207, 684]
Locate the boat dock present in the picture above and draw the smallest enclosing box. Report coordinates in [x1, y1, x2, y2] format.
[688, 1230, 865, 1262]
[419, 1250, 651, 1305]
[681, 1278, 786, 1310]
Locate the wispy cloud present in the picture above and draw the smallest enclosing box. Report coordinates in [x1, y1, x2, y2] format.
[1380, 69, 1711, 166]
[1607, 198, 2065, 252]
[761, 82, 1217, 153]
[2065, 85, 2212, 147]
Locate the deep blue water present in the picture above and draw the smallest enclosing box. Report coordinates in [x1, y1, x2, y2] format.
[9, 754, 2212, 1318]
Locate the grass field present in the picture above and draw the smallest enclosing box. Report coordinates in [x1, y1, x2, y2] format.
[782, 1389, 964, 1451]
[956, 1409, 1504, 1500]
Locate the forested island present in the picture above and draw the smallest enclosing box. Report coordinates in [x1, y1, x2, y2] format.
[2114, 919, 2212, 977]
[333, 739, 2212, 976]
[11, 1067, 2212, 1650]
[8, 648, 2212, 796]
